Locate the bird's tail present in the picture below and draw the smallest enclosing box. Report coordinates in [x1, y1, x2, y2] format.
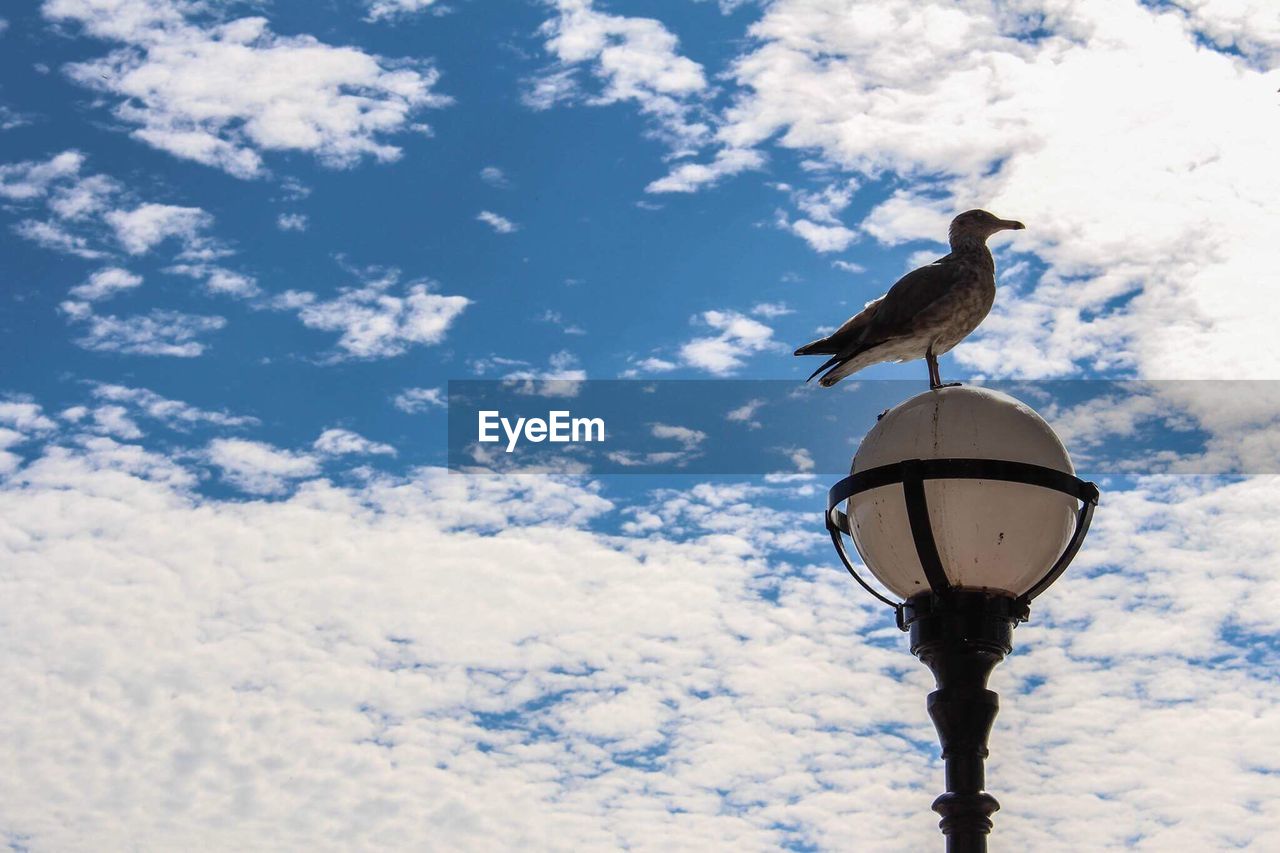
[794, 338, 837, 356]
[805, 354, 842, 383]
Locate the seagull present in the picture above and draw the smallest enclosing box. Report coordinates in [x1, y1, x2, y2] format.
[794, 209, 1024, 388]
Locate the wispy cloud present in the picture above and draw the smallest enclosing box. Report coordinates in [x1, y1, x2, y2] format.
[726, 398, 765, 429]
[393, 387, 446, 413]
[650, 422, 706, 449]
[538, 309, 586, 335]
[165, 264, 260, 299]
[479, 166, 509, 188]
[276, 212, 308, 232]
[476, 210, 518, 234]
[647, 148, 763, 193]
[751, 302, 792, 319]
[89, 383, 258, 429]
[364, 0, 444, 22]
[62, 306, 227, 357]
[68, 267, 141, 302]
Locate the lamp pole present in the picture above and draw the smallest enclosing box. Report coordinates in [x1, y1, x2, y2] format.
[903, 591, 1027, 853]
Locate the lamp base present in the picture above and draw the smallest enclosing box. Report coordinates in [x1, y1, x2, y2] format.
[903, 590, 1027, 853]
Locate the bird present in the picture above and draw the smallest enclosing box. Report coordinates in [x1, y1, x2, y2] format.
[794, 209, 1024, 388]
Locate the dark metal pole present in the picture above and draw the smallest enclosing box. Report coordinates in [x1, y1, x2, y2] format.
[902, 591, 1028, 853]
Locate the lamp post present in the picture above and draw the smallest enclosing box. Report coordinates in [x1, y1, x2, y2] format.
[825, 386, 1099, 852]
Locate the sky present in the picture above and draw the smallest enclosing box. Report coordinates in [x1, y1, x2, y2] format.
[2, 0, 1280, 849]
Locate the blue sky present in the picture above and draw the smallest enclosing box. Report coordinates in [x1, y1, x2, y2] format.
[1, 0, 976, 488]
[3, 0, 1280, 850]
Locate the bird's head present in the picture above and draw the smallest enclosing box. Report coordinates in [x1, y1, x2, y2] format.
[949, 209, 1025, 247]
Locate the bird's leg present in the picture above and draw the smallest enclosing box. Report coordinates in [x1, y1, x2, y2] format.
[927, 348, 962, 390]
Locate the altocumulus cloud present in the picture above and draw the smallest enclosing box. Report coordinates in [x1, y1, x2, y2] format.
[44, 0, 452, 178]
[532, 0, 710, 151]
[0, 407, 1278, 849]
[277, 271, 470, 360]
[3, 150, 255, 302]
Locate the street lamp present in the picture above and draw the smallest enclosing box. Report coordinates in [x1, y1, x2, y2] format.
[825, 386, 1099, 852]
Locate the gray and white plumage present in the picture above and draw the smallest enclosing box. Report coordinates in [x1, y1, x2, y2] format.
[795, 209, 1024, 387]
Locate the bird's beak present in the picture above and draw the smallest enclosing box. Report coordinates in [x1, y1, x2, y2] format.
[998, 219, 1025, 231]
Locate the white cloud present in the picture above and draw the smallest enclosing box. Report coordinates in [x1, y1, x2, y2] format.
[0, 429, 24, 475]
[365, 0, 442, 22]
[767, 179, 863, 251]
[165, 264, 260, 298]
[751, 302, 791, 319]
[497, 350, 587, 397]
[205, 437, 320, 494]
[0, 150, 85, 200]
[285, 274, 470, 360]
[2, 154, 120, 258]
[2, 421, 1280, 849]
[0, 400, 58, 432]
[392, 387, 446, 413]
[64, 306, 226, 357]
[276, 212, 308, 232]
[694, 0, 1280, 381]
[1162, 0, 1280, 64]
[650, 422, 707, 449]
[533, 0, 709, 150]
[89, 404, 143, 439]
[0, 104, 32, 131]
[620, 356, 679, 378]
[49, 173, 121, 220]
[521, 67, 579, 110]
[476, 210, 518, 234]
[280, 177, 311, 200]
[3, 157, 251, 315]
[13, 219, 106, 259]
[792, 179, 858, 224]
[89, 383, 258, 429]
[0, 151, 229, 267]
[679, 310, 775, 376]
[68, 267, 142, 302]
[646, 148, 764, 193]
[45, 0, 452, 178]
[106, 203, 212, 255]
[775, 210, 858, 253]
[538, 309, 586, 335]
[314, 428, 396, 457]
[479, 166, 508, 188]
[726, 398, 765, 428]
[784, 446, 814, 473]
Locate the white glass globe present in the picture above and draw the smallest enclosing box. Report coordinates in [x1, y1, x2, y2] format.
[848, 386, 1077, 599]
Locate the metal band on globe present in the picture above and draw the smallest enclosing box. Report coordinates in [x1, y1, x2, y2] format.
[825, 457, 1100, 627]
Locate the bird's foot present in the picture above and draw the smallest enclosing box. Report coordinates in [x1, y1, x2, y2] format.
[929, 381, 963, 390]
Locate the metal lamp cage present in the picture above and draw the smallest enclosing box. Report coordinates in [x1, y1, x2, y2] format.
[826, 457, 1100, 629]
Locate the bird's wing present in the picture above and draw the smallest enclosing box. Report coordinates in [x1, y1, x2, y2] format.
[793, 295, 884, 356]
[860, 257, 959, 344]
